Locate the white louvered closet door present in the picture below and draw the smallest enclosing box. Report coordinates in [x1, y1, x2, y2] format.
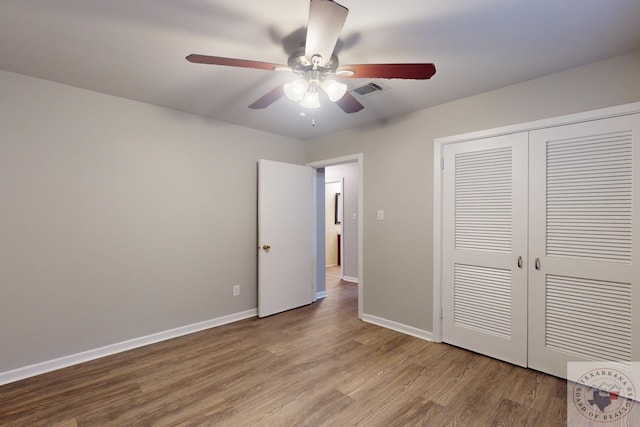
[528, 114, 640, 378]
[442, 133, 529, 367]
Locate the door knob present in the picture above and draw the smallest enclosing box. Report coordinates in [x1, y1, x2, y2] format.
[262, 244, 271, 251]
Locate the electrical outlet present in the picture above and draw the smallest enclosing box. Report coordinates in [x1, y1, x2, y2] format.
[233, 285, 240, 296]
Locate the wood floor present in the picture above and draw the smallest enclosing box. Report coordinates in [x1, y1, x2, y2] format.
[0, 273, 567, 426]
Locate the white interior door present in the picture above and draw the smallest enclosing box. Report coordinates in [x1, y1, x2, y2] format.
[528, 114, 640, 378]
[258, 159, 315, 317]
[442, 133, 529, 366]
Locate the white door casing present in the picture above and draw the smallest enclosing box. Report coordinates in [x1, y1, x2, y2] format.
[258, 159, 314, 318]
[442, 132, 529, 367]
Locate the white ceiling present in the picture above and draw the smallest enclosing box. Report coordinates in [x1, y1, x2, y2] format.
[2, 0, 640, 140]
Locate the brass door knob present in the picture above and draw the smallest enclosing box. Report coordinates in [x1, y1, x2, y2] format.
[262, 244, 271, 250]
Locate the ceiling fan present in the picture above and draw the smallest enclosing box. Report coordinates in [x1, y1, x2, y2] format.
[186, 0, 436, 113]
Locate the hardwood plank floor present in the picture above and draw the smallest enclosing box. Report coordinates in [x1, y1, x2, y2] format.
[0, 274, 567, 426]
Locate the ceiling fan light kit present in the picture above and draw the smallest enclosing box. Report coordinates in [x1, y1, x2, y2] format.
[280, 51, 348, 108]
[186, 0, 436, 115]
[283, 79, 309, 102]
[283, 74, 347, 108]
[321, 79, 348, 102]
[300, 89, 321, 109]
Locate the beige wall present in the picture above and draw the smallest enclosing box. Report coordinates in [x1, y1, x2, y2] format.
[0, 70, 305, 373]
[306, 49, 640, 333]
[325, 182, 341, 266]
[326, 163, 359, 279]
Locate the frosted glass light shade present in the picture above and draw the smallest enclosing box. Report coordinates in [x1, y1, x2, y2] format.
[321, 79, 348, 102]
[283, 79, 308, 102]
[300, 91, 321, 109]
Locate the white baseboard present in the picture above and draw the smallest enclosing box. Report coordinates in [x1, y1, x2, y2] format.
[362, 314, 434, 341]
[0, 309, 257, 386]
[342, 276, 359, 283]
[317, 291, 328, 299]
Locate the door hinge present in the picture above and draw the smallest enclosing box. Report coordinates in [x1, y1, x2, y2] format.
[440, 307, 443, 320]
[441, 158, 444, 170]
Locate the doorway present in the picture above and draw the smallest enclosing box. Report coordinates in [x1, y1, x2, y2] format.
[308, 154, 363, 319]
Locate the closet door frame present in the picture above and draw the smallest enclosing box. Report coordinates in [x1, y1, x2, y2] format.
[433, 102, 640, 344]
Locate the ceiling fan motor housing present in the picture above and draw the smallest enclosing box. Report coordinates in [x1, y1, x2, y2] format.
[288, 47, 339, 75]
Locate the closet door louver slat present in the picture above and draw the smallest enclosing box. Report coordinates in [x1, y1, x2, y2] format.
[455, 147, 512, 253]
[545, 274, 632, 362]
[454, 264, 512, 339]
[546, 131, 632, 263]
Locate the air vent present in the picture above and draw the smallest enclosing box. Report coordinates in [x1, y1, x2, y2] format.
[353, 82, 387, 97]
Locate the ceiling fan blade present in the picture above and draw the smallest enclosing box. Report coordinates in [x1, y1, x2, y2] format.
[248, 84, 286, 109]
[337, 63, 436, 79]
[336, 91, 364, 113]
[186, 54, 288, 72]
[305, 0, 348, 66]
